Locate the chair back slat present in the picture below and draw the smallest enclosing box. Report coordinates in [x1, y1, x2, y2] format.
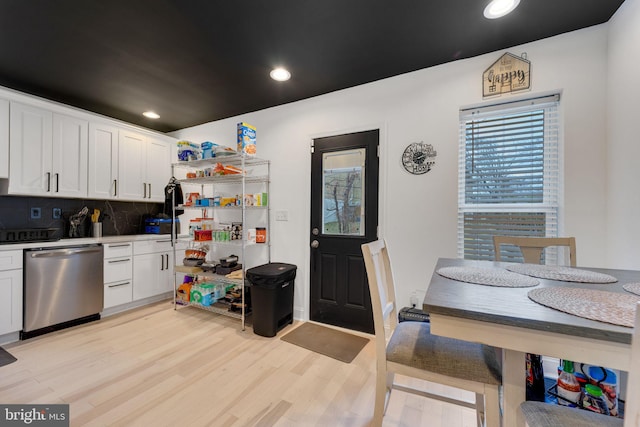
[493, 236, 577, 266]
[362, 239, 398, 341]
[381, 301, 394, 321]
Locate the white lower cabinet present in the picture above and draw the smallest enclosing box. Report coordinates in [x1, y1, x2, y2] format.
[0, 250, 23, 335]
[133, 239, 174, 300]
[104, 239, 181, 308]
[103, 242, 133, 309]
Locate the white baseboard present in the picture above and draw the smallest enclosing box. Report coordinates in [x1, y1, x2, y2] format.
[0, 331, 20, 346]
[101, 293, 172, 317]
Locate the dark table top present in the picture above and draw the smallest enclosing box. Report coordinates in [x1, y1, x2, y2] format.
[423, 258, 640, 344]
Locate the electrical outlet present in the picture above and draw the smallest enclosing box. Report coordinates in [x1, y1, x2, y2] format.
[53, 208, 62, 219]
[30, 207, 41, 219]
[410, 292, 419, 308]
[411, 289, 426, 308]
[275, 210, 289, 221]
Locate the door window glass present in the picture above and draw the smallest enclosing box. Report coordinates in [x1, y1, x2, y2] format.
[322, 148, 365, 236]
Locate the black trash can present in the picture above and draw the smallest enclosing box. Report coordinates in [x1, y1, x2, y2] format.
[246, 262, 297, 337]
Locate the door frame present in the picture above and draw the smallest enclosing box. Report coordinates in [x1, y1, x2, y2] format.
[302, 122, 389, 324]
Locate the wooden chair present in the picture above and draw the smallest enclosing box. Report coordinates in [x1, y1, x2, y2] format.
[493, 236, 577, 267]
[361, 239, 502, 427]
[520, 301, 640, 427]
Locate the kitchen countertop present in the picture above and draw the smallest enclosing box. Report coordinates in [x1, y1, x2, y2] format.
[0, 234, 174, 251]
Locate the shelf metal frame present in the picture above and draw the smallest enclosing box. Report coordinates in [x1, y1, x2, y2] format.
[171, 154, 270, 330]
[175, 301, 245, 320]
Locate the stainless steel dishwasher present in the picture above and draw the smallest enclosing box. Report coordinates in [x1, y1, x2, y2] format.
[23, 244, 104, 339]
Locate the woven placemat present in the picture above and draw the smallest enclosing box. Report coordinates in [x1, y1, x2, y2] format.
[528, 287, 639, 327]
[623, 283, 640, 296]
[505, 264, 617, 284]
[437, 266, 539, 288]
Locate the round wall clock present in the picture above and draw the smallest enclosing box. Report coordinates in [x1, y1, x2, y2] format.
[402, 142, 437, 175]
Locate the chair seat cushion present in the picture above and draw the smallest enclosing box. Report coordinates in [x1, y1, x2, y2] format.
[520, 401, 623, 427]
[386, 321, 501, 385]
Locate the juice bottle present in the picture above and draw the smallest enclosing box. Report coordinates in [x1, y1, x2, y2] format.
[256, 227, 267, 243]
[557, 360, 581, 407]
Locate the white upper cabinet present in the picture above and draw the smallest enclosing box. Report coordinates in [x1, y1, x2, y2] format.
[119, 130, 170, 202]
[9, 103, 54, 195]
[0, 99, 8, 179]
[52, 113, 88, 197]
[146, 137, 171, 201]
[1, 90, 173, 201]
[88, 122, 119, 200]
[89, 124, 171, 202]
[8, 102, 88, 197]
[118, 130, 147, 200]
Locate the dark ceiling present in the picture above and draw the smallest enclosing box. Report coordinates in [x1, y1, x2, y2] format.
[0, 0, 626, 133]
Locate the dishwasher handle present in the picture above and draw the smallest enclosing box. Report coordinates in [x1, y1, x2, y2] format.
[28, 246, 103, 258]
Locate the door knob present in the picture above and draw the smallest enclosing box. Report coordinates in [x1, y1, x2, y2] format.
[311, 240, 319, 249]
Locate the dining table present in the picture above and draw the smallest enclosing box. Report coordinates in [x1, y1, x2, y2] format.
[423, 257, 640, 427]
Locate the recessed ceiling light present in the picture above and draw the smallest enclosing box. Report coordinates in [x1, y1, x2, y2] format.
[143, 111, 160, 119]
[484, 0, 520, 19]
[270, 67, 291, 82]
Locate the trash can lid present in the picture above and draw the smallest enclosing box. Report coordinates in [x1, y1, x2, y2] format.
[246, 262, 297, 284]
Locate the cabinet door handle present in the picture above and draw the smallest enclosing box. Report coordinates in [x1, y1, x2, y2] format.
[46, 172, 51, 192]
[148, 183, 151, 199]
[165, 253, 169, 269]
[55, 173, 59, 192]
[108, 243, 131, 248]
[113, 179, 118, 197]
[143, 182, 147, 199]
[160, 254, 165, 270]
[108, 258, 131, 263]
[108, 281, 130, 288]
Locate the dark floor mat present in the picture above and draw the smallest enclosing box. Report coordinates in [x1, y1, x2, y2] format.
[0, 346, 17, 367]
[281, 322, 369, 363]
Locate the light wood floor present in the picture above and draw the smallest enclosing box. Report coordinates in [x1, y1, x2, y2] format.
[0, 301, 476, 427]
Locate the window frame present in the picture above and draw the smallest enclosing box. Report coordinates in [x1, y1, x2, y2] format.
[457, 94, 562, 263]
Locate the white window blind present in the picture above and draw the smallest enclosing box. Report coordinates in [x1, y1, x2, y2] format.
[458, 94, 560, 263]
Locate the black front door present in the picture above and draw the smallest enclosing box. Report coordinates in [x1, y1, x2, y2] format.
[309, 129, 379, 334]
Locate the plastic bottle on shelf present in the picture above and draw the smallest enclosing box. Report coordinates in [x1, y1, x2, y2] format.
[583, 365, 619, 416]
[581, 384, 610, 415]
[557, 360, 581, 407]
[189, 219, 202, 237]
[201, 218, 214, 231]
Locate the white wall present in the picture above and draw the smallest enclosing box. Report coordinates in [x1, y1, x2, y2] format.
[172, 25, 610, 319]
[607, 0, 640, 269]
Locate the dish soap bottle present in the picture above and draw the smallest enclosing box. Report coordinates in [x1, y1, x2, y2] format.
[557, 360, 581, 407]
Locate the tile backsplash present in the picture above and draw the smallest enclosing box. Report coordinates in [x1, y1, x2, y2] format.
[0, 196, 164, 239]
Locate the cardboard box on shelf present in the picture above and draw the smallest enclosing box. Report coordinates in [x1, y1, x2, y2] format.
[254, 192, 268, 206]
[237, 122, 256, 156]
